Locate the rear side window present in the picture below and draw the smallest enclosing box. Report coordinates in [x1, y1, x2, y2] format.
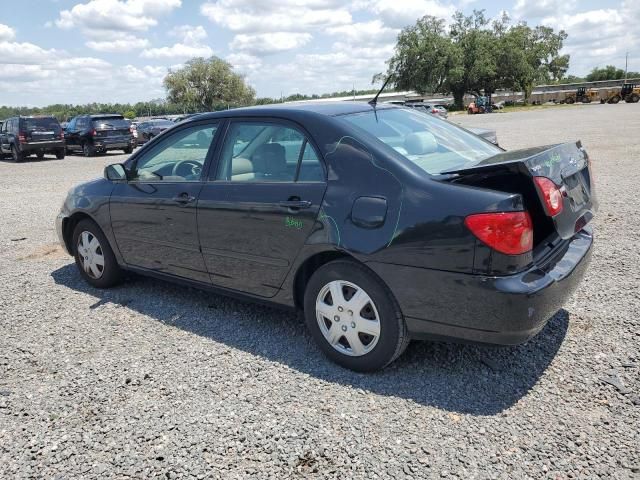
[214, 121, 324, 183]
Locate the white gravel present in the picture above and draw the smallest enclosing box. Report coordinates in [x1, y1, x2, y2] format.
[1, 104, 639, 479]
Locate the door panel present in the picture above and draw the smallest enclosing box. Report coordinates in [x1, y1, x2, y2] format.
[197, 182, 326, 297]
[110, 182, 208, 281]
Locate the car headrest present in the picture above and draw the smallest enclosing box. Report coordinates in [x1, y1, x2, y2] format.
[232, 157, 254, 176]
[251, 143, 286, 176]
[404, 131, 438, 155]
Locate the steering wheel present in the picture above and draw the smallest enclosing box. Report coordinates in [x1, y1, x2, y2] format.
[172, 160, 202, 178]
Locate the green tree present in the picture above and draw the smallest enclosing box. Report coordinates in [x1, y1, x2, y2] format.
[123, 110, 137, 119]
[164, 57, 256, 112]
[585, 65, 640, 81]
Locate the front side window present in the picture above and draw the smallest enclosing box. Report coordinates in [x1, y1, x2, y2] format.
[130, 123, 218, 182]
[215, 121, 323, 182]
[341, 108, 501, 175]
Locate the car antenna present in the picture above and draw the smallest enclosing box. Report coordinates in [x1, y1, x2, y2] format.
[369, 76, 391, 107]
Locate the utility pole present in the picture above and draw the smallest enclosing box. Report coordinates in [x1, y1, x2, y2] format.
[624, 51, 629, 83]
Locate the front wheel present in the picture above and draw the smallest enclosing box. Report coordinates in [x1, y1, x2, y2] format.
[72, 219, 123, 288]
[123, 146, 133, 154]
[629, 93, 640, 103]
[56, 149, 65, 160]
[304, 260, 409, 372]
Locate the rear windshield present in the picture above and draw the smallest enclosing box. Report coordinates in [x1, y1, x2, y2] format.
[22, 117, 61, 132]
[92, 118, 130, 129]
[340, 108, 501, 175]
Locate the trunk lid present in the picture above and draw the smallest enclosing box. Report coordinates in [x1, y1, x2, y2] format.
[444, 142, 597, 240]
[22, 117, 61, 142]
[92, 118, 131, 139]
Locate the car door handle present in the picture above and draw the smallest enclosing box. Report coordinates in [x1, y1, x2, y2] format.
[172, 193, 196, 204]
[279, 200, 312, 209]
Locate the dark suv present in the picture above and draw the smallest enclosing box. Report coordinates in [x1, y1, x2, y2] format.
[65, 114, 134, 157]
[0, 116, 65, 162]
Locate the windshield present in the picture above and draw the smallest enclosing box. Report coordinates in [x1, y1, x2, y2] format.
[340, 108, 501, 175]
[23, 117, 61, 132]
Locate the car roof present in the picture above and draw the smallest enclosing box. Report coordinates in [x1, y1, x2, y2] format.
[193, 101, 397, 121]
[88, 114, 124, 118]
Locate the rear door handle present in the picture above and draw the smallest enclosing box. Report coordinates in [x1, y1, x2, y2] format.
[172, 193, 196, 204]
[279, 200, 312, 209]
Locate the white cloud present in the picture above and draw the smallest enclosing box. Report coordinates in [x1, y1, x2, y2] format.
[200, 0, 351, 33]
[56, 0, 181, 32]
[141, 25, 213, 59]
[540, 1, 639, 76]
[141, 43, 214, 59]
[171, 25, 208, 44]
[86, 35, 150, 52]
[0, 42, 61, 65]
[513, 0, 576, 21]
[226, 52, 263, 74]
[362, 0, 456, 28]
[0, 24, 15, 41]
[230, 32, 312, 55]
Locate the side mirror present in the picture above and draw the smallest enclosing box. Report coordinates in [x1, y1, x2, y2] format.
[104, 163, 127, 181]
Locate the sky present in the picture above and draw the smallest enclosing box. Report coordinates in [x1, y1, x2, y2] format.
[0, 0, 637, 106]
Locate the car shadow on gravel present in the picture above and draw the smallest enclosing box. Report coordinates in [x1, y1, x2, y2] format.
[52, 263, 568, 416]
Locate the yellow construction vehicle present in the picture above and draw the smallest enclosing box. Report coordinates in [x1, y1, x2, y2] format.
[621, 84, 640, 103]
[564, 87, 600, 104]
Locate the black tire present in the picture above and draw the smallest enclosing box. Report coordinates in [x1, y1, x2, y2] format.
[123, 146, 133, 154]
[566, 97, 575, 104]
[72, 219, 123, 288]
[82, 142, 94, 157]
[629, 93, 640, 103]
[303, 259, 409, 372]
[609, 95, 621, 104]
[56, 149, 65, 160]
[11, 145, 23, 163]
[36, 152, 44, 160]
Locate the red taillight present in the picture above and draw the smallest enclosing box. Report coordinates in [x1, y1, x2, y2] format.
[534, 176, 563, 216]
[465, 211, 533, 255]
[18, 133, 26, 143]
[59, 131, 64, 140]
[432, 108, 438, 113]
[91, 129, 97, 137]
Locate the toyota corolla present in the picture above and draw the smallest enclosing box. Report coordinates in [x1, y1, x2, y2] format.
[56, 102, 596, 372]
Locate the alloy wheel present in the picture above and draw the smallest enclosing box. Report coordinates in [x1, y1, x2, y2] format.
[77, 231, 105, 279]
[315, 280, 381, 357]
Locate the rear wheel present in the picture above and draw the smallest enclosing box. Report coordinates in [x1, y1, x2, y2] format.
[566, 97, 575, 104]
[304, 260, 409, 372]
[56, 149, 65, 160]
[82, 142, 94, 157]
[609, 95, 621, 104]
[72, 219, 122, 288]
[11, 145, 23, 163]
[123, 146, 133, 154]
[36, 152, 44, 160]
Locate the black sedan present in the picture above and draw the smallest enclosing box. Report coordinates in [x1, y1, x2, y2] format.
[135, 119, 175, 145]
[56, 102, 596, 372]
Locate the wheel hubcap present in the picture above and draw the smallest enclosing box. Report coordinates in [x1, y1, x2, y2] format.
[77, 231, 105, 279]
[316, 280, 381, 357]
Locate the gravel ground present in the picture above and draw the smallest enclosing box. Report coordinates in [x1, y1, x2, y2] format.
[1, 104, 639, 479]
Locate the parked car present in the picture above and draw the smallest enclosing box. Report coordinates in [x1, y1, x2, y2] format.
[174, 113, 200, 123]
[56, 103, 596, 372]
[404, 101, 448, 119]
[0, 116, 65, 162]
[136, 119, 175, 145]
[64, 114, 134, 157]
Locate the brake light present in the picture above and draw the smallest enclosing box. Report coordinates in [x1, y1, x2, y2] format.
[432, 108, 438, 114]
[534, 177, 563, 216]
[59, 130, 64, 140]
[18, 133, 26, 143]
[465, 211, 533, 255]
[91, 129, 97, 137]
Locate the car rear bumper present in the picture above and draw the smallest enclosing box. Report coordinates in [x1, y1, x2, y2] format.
[93, 139, 132, 150]
[367, 227, 593, 345]
[20, 140, 65, 152]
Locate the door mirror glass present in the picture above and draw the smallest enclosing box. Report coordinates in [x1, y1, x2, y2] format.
[104, 163, 127, 181]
